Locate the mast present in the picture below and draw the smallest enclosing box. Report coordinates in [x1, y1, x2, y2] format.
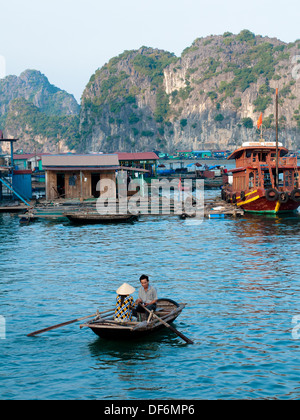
[275, 88, 279, 189]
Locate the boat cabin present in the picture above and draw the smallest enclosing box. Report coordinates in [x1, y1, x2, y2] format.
[227, 141, 299, 192]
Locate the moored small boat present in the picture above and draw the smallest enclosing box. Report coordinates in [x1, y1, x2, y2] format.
[18, 202, 92, 221]
[82, 298, 186, 340]
[64, 211, 139, 224]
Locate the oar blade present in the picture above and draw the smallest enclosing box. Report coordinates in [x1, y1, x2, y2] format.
[27, 319, 77, 337]
[141, 304, 193, 344]
[27, 313, 98, 337]
[168, 324, 194, 344]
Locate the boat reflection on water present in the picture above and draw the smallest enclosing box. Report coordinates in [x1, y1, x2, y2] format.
[233, 212, 300, 240]
[227, 213, 300, 292]
[87, 326, 185, 363]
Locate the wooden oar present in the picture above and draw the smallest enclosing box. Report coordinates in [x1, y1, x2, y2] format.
[140, 304, 194, 344]
[27, 310, 108, 337]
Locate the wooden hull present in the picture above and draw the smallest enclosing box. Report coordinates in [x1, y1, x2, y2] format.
[84, 299, 185, 341]
[89, 312, 180, 340]
[242, 197, 299, 214]
[223, 188, 300, 214]
[65, 213, 139, 224]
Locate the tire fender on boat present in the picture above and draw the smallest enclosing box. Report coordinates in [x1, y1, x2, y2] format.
[291, 188, 300, 202]
[265, 188, 279, 202]
[240, 191, 245, 200]
[278, 191, 289, 204]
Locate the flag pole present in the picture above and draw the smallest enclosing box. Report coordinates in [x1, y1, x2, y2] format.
[257, 113, 263, 140]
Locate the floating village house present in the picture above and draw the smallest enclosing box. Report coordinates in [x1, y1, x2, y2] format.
[175, 150, 193, 159]
[0, 136, 32, 204]
[193, 150, 213, 159]
[14, 153, 44, 171]
[42, 154, 120, 200]
[117, 152, 159, 178]
[212, 150, 231, 159]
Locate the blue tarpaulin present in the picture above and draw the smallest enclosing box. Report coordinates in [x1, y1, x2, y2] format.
[12, 173, 32, 200]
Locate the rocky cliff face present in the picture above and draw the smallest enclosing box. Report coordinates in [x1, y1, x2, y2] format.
[1, 31, 299, 155]
[80, 30, 300, 153]
[0, 69, 79, 117]
[0, 70, 80, 153]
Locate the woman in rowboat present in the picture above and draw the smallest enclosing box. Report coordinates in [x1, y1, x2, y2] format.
[114, 283, 136, 322]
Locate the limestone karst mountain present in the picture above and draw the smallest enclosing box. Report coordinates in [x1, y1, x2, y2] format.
[1, 31, 300, 154]
[80, 30, 300, 153]
[0, 69, 79, 153]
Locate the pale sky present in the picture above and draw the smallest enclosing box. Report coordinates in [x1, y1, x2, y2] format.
[1, 0, 299, 102]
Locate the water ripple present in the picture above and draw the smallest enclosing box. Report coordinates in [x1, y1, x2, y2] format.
[1, 206, 300, 399]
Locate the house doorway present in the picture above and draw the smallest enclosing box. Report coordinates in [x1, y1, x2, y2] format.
[91, 173, 100, 198]
[57, 173, 65, 197]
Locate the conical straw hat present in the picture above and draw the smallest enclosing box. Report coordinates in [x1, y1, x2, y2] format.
[116, 283, 136, 295]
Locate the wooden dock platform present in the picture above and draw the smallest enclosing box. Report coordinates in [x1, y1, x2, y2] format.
[203, 197, 244, 218]
[15, 195, 243, 221]
[0, 202, 31, 213]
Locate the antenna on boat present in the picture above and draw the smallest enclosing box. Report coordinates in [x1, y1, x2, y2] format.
[275, 88, 279, 188]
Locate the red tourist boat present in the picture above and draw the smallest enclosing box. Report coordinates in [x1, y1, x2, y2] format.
[222, 141, 300, 214]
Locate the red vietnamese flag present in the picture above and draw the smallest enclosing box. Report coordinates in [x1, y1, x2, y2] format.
[257, 113, 263, 130]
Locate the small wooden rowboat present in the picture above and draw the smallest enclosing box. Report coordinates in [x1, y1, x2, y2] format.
[64, 212, 138, 224]
[81, 298, 187, 340]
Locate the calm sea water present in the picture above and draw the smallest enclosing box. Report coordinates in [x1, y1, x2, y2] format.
[2, 190, 300, 400]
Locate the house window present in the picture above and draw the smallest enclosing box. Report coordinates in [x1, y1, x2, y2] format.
[69, 173, 77, 186]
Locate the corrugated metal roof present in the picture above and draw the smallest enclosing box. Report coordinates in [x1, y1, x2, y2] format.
[177, 150, 192, 153]
[43, 166, 118, 171]
[42, 166, 150, 172]
[14, 154, 36, 160]
[14, 153, 50, 160]
[42, 154, 119, 168]
[117, 152, 159, 161]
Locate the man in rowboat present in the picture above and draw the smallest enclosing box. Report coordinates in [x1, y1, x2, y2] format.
[133, 274, 158, 318]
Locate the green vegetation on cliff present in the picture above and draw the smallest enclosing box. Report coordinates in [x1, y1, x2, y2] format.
[2, 30, 300, 153]
[132, 49, 176, 88]
[4, 98, 80, 150]
[0, 69, 80, 151]
[79, 31, 300, 153]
